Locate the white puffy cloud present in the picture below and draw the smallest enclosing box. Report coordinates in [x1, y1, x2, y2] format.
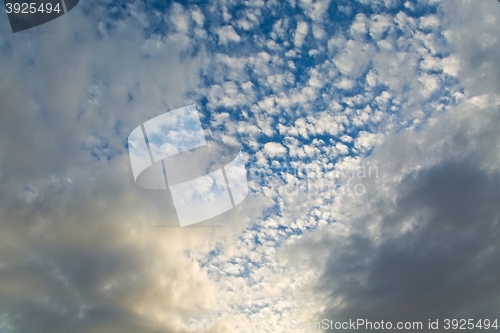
[418, 73, 440, 98]
[336, 77, 355, 90]
[441, 55, 460, 77]
[334, 40, 374, 78]
[354, 131, 383, 151]
[293, 21, 309, 48]
[369, 14, 392, 40]
[335, 142, 349, 155]
[192, 8, 205, 26]
[419, 14, 440, 30]
[263, 142, 287, 157]
[216, 25, 241, 44]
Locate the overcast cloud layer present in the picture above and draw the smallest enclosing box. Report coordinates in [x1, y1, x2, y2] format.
[0, 0, 499, 332]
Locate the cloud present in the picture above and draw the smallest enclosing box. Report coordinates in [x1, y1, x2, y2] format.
[419, 14, 440, 30]
[353, 131, 382, 151]
[216, 25, 241, 44]
[441, 0, 500, 96]
[263, 142, 287, 158]
[191, 8, 205, 26]
[418, 73, 440, 98]
[293, 21, 309, 48]
[335, 142, 349, 155]
[335, 77, 355, 90]
[368, 14, 391, 40]
[333, 40, 374, 78]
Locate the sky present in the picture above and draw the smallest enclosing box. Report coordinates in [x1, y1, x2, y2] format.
[0, 0, 499, 332]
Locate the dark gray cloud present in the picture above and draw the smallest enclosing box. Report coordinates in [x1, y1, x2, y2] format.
[318, 159, 500, 330]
